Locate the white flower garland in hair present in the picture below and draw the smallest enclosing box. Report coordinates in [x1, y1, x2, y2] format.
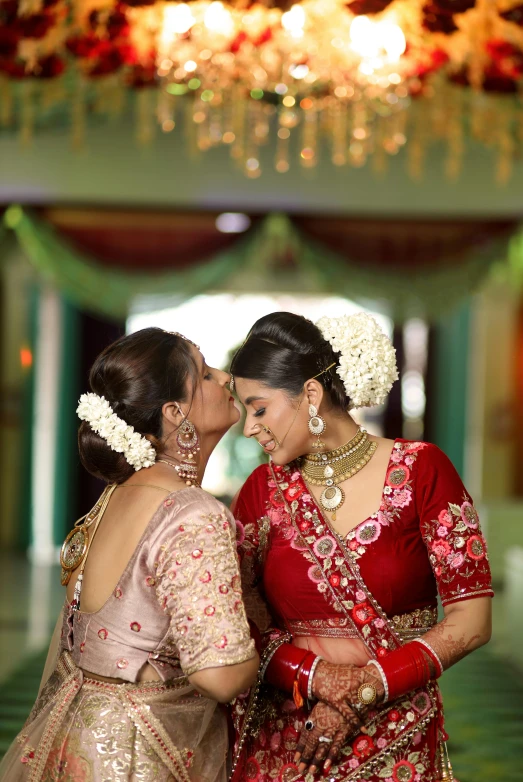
[77, 393, 156, 471]
[316, 313, 398, 409]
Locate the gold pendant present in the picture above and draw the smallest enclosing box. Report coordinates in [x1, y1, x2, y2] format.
[60, 526, 89, 585]
[320, 485, 345, 513]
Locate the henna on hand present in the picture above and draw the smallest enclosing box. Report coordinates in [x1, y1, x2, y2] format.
[311, 660, 385, 720]
[420, 615, 482, 671]
[294, 700, 362, 775]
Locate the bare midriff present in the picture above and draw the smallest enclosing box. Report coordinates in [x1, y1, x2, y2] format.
[81, 661, 163, 684]
[293, 635, 372, 667]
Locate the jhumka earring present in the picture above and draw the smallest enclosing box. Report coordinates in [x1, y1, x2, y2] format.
[308, 404, 326, 449]
[175, 420, 200, 485]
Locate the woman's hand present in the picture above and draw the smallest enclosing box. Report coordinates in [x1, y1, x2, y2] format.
[294, 700, 363, 775]
[311, 660, 385, 720]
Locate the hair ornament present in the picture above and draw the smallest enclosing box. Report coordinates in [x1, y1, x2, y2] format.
[77, 393, 156, 471]
[316, 313, 398, 409]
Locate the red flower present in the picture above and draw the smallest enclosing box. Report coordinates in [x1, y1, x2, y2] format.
[351, 602, 377, 626]
[89, 48, 126, 77]
[101, 9, 130, 39]
[0, 25, 19, 59]
[282, 725, 299, 751]
[388, 709, 400, 721]
[120, 0, 157, 5]
[432, 0, 474, 11]
[329, 574, 341, 587]
[0, 59, 26, 79]
[245, 756, 260, 781]
[377, 647, 388, 658]
[269, 487, 285, 507]
[423, 5, 458, 35]
[18, 13, 55, 40]
[254, 27, 272, 47]
[279, 763, 300, 781]
[347, 0, 393, 13]
[127, 63, 156, 88]
[431, 539, 451, 560]
[438, 508, 453, 527]
[230, 31, 248, 53]
[392, 759, 417, 782]
[285, 482, 304, 502]
[66, 34, 102, 59]
[466, 534, 486, 560]
[0, 2, 19, 25]
[352, 734, 375, 757]
[36, 55, 65, 79]
[386, 465, 410, 489]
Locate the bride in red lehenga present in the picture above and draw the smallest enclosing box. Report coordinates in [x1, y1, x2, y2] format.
[228, 312, 493, 782]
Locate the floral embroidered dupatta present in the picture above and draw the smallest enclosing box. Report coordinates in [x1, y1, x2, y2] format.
[231, 461, 442, 782]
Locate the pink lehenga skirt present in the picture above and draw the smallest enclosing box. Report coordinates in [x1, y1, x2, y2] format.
[0, 651, 229, 782]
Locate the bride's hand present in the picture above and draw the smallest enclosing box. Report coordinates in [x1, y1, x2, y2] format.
[294, 700, 363, 775]
[311, 660, 385, 720]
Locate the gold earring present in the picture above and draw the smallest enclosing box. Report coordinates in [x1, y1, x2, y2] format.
[308, 404, 326, 449]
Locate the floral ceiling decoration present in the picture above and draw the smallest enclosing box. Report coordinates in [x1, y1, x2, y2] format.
[1, 0, 523, 180]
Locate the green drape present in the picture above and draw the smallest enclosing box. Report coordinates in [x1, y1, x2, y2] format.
[3, 205, 250, 319]
[2, 205, 519, 321]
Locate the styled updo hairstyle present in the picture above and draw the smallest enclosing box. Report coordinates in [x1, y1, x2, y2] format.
[78, 328, 198, 484]
[230, 312, 350, 411]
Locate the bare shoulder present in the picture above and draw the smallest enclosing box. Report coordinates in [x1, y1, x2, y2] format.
[368, 435, 396, 456]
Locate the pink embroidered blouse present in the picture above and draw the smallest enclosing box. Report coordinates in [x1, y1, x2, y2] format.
[61, 488, 255, 682]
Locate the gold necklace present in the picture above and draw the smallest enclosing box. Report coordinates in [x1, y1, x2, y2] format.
[300, 429, 377, 520]
[157, 458, 201, 488]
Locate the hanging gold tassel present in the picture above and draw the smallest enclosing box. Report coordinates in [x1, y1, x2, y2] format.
[436, 741, 455, 781]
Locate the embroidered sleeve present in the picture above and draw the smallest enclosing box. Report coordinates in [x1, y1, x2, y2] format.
[152, 495, 255, 676]
[416, 444, 494, 607]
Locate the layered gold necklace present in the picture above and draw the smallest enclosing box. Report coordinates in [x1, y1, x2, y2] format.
[300, 428, 377, 520]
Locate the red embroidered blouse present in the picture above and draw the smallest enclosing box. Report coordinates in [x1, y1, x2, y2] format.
[233, 440, 493, 628]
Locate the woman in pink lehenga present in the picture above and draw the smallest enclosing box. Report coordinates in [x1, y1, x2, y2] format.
[0, 327, 258, 782]
[228, 312, 493, 782]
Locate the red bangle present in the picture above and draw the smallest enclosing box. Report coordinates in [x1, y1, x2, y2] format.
[297, 652, 318, 698]
[264, 644, 310, 693]
[411, 639, 444, 677]
[378, 642, 433, 701]
[294, 651, 318, 707]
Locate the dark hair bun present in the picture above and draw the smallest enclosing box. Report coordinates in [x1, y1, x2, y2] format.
[78, 328, 197, 484]
[230, 312, 349, 410]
